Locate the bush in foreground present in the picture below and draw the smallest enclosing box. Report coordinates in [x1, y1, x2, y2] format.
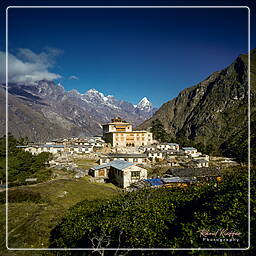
[49, 166, 254, 254]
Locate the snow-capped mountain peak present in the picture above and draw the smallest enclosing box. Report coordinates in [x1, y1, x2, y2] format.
[83, 88, 119, 108]
[136, 97, 153, 111]
[85, 88, 106, 100]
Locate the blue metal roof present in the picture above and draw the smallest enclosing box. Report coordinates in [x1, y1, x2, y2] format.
[110, 160, 134, 170]
[161, 177, 192, 183]
[182, 147, 196, 150]
[39, 144, 65, 148]
[93, 163, 111, 170]
[92, 160, 134, 171]
[161, 177, 184, 183]
[144, 178, 164, 186]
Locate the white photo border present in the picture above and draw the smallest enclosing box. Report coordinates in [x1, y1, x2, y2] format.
[5, 5, 251, 252]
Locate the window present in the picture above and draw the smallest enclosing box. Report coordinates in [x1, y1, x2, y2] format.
[131, 171, 140, 179]
[116, 128, 125, 132]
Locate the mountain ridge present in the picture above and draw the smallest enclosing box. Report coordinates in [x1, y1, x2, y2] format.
[138, 49, 255, 157]
[0, 81, 157, 141]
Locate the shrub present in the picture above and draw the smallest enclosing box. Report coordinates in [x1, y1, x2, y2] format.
[50, 166, 253, 252]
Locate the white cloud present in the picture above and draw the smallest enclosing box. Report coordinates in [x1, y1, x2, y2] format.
[0, 48, 62, 85]
[68, 75, 79, 80]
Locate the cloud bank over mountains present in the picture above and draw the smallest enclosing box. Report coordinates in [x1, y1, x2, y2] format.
[0, 48, 62, 85]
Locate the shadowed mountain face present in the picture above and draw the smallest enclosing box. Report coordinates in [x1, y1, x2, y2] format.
[139, 49, 256, 156]
[0, 82, 157, 142]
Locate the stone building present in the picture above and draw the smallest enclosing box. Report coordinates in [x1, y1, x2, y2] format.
[99, 153, 148, 165]
[89, 159, 148, 188]
[102, 117, 153, 147]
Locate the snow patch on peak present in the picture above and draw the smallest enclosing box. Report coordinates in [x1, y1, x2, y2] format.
[85, 88, 114, 103]
[139, 97, 150, 104]
[136, 97, 153, 111]
[86, 88, 100, 94]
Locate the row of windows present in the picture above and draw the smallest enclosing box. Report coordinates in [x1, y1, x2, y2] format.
[116, 142, 146, 146]
[114, 170, 141, 178]
[116, 128, 126, 131]
[115, 133, 147, 137]
[116, 137, 145, 141]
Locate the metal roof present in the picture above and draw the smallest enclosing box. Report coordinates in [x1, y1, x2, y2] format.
[93, 163, 111, 170]
[144, 178, 164, 186]
[107, 153, 147, 158]
[35, 144, 65, 148]
[167, 143, 179, 146]
[182, 147, 197, 150]
[92, 160, 134, 171]
[110, 160, 134, 170]
[161, 177, 191, 183]
[160, 143, 179, 146]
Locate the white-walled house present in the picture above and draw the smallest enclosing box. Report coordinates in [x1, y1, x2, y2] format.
[157, 143, 179, 151]
[89, 160, 147, 188]
[182, 147, 202, 157]
[23, 144, 65, 155]
[191, 159, 209, 168]
[19, 144, 94, 155]
[70, 145, 94, 154]
[147, 151, 164, 161]
[99, 153, 148, 165]
[194, 155, 210, 161]
[140, 145, 157, 152]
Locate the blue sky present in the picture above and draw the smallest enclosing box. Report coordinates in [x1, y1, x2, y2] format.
[4, 5, 251, 107]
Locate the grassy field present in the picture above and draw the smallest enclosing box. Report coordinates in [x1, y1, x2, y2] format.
[73, 158, 98, 170]
[0, 177, 118, 256]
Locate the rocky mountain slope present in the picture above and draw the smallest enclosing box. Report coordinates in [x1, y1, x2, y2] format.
[0, 82, 156, 141]
[139, 49, 256, 156]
